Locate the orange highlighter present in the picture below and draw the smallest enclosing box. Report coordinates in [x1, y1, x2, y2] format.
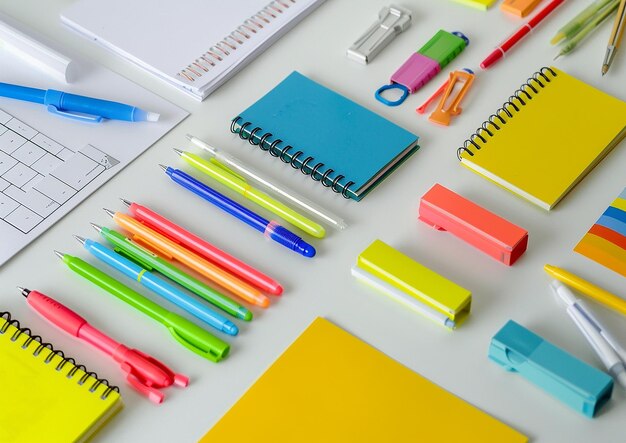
[104, 209, 270, 308]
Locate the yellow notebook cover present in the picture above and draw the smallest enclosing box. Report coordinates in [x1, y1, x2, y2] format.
[458, 67, 626, 210]
[202, 317, 527, 443]
[0, 312, 123, 443]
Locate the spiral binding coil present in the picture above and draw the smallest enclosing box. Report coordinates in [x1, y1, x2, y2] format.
[177, 0, 296, 82]
[456, 67, 557, 160]
[231, 116, 356, 199]
[0, 311, 119, 399]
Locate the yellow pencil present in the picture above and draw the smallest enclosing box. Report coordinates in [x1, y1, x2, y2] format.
[544, 264, 626, 316]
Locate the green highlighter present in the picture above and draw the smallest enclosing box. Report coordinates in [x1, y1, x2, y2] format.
[55, 251, 229, 362]
[91, 223, 252, 321]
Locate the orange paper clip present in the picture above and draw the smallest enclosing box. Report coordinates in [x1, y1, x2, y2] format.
[427, 69, 475, 126]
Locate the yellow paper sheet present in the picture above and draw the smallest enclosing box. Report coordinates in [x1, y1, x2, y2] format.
[202, 317, 527, 443]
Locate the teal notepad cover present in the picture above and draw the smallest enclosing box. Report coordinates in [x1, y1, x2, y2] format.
[233, 71, 419, 201]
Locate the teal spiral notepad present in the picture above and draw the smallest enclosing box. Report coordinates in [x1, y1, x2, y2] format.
[231, 71, 419, 201]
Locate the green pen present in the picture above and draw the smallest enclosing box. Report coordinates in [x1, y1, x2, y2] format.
[91, 223, 253, 321]
[54, 250, 230, 362]
[174, 149, 326, 239]
[551, 0, 615, 44]
[555, 0, 620, 59]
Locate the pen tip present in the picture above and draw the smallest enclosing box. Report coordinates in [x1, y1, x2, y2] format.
[173, 148, 183, 156]
[17, 286, 30, 297]
[185, 133, 193, 141]
[90, 222, 103, 232]
[53, 250, 65, 259]
[119, 198, 132, 207]
[72, 234, 86, 245]
[103, 208, 115, 218]
[602, 65, 609, 75]
[158, 164, 168, 172]
[554, 54, 561, 61]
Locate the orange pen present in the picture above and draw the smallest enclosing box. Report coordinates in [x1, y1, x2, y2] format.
[104, 209, 270, 308]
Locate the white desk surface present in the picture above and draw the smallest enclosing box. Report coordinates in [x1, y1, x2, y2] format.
[1, 1, 626, 442]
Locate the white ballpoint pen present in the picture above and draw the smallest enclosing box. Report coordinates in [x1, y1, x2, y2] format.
[551, 280, 626, 389]
[187, 134, 347, 231]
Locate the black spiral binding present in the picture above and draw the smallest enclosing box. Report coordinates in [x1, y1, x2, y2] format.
[0, 311, 119, 399]
[230, 117, 356, 199]
[457, 67, 558, 160]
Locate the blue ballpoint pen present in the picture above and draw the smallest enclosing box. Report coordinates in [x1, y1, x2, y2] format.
[160, 165, 316, 258]
[73, 235, 239, 336]
[0, 82, 160, 123]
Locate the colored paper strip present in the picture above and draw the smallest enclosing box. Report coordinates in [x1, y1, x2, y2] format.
[597, 215, 626, 238]
[575, 234, 626, 277]
[588, 224, 626, 251]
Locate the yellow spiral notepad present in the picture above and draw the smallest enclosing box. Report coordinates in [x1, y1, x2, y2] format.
[458, 67, 626, 210]
[0, 312, 123, 443]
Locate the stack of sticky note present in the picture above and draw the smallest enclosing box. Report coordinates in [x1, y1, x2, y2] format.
[452, 0, 498, 10]
[575, 188, 626, 277]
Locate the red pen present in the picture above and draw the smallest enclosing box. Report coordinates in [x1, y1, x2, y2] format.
[480, 0, 566, 69]
[20, 287, 188, 404]
[120, 199, 283, 296]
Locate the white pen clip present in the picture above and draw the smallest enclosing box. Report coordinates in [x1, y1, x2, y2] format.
[347, 5, 412, 64]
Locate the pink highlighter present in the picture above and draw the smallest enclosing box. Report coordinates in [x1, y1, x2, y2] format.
[20, 287, 188, 404]
[120, 199, 283, 295]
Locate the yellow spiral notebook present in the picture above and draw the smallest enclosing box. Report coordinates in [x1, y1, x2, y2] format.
[458, 67, 626, 210]
[0, 312, 123, 443]
[202, 317, 527, 442]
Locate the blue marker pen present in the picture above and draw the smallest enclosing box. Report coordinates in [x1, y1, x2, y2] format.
[73, 236, 238, 336]
[159, 165, 316, 258]
[0, 82, 160, 123]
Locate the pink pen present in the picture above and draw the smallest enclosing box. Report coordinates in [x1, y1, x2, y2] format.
[120, 199, 283, 295]
[20, 287, 188, 404]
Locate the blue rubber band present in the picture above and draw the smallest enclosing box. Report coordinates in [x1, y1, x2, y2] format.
[375, 83, 409, 107]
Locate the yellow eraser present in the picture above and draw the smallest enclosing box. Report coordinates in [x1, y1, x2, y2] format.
[357, 239, 472, 325]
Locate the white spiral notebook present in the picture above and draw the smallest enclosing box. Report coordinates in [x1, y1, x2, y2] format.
[61, 0, 326, 101]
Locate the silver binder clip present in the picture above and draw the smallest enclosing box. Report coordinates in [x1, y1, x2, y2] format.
[347, 5, 412, 64]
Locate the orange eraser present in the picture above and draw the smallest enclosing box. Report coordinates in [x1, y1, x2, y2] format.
[500, 0, 542, 17]
[419, 183, 528, 266]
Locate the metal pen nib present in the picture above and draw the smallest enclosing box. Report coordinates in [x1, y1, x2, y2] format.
[17, 286, 30, 297]
[120, 198, 132, 207]
[158, 164, 168, 172]
[53, 250, 65, 259]
[73, 235, 86, 245]
[90, 222, 103, 233]
[173, 148, 183, 156]
[103, 208, 115, 218]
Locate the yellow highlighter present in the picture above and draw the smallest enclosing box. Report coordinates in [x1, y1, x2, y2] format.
[175, 149, 326, 238]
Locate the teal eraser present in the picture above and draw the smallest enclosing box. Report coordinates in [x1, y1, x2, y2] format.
[417, 30, 468, 69]
[489, 320, 613, 418]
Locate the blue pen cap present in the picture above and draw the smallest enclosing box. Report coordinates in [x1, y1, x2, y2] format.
[489, 320, 613, 418]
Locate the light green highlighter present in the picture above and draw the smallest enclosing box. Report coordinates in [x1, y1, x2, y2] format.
[174, 149, 326, 238]
[55, 251, 230, 362]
